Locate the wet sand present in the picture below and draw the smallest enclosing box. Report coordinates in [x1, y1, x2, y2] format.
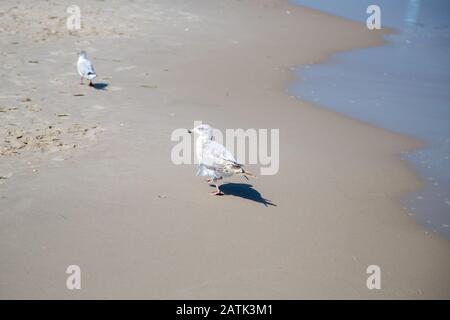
[291, 0, 450, 240]
[0, 0, 449, 299]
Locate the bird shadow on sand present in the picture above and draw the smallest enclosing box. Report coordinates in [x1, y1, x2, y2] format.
[216, 183, 276, 207]
[92, 82, 109, 90]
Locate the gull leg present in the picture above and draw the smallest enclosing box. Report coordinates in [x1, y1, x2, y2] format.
[210, 178, 224, 196]
[206, 176, 222, 184]
[80, 77, 84, 85]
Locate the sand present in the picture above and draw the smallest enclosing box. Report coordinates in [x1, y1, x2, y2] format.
[0, 0, 449, 299]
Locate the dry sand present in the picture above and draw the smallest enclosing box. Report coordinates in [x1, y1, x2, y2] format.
[0, 0, 449, 299]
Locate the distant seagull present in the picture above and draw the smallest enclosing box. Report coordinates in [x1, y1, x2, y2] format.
[77, 51, 97, 87]
[188, 124, 255, 195]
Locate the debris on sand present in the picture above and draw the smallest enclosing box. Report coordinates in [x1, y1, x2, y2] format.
[56, 113, 70, 118]
[0, 173, 13, 180]
[0, 106, 18, 112]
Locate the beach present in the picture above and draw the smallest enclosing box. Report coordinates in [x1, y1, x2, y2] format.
[0, 0, 449, 299]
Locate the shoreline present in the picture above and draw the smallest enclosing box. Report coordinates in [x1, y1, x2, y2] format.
[1, 0, 449, 299]
[289, 0, 450, 240]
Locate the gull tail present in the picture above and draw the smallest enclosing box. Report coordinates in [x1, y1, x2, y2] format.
[222, 157, 257, 180]
[239, 168, 256, 180]
[86, 72, 97, 80]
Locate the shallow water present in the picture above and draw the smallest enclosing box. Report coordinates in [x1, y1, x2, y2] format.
[290, 0, 450, 239]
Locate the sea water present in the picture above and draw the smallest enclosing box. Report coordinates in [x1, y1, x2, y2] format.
[290, 0, 450, 239]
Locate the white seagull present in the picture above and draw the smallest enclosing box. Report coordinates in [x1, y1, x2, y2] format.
[188, 124, 255, 195]
[77, 51, 97, 87]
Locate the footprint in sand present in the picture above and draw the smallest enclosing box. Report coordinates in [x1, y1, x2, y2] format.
[50, 50, 65, 56]
[114, 65, 136, 72]
[51, 156, 67, 162]
[49, 79, 62, 85]
[10, 78, 23, 86]
[26, 104, 42, 112]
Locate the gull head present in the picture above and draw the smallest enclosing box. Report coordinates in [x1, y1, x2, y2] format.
[188, 124, 213, 139]
[78, 50, 87, 59]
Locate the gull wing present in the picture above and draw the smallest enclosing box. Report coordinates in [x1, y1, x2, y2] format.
[200, 141, 243, 176]
[78, 58, 96, 79]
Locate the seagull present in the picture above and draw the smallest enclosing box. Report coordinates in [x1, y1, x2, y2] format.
[188, 124, 255, 195]
[77, 51, 97, 87]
